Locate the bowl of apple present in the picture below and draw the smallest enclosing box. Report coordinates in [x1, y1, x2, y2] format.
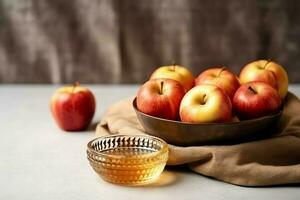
[133, 61, 287, 146]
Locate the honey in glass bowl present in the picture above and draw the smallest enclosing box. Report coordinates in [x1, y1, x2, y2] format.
[87, 134, 169, 186]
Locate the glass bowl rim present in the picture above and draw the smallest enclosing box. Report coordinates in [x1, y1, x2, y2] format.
[87, 134, 169, 160]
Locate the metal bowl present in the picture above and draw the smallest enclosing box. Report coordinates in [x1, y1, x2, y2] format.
[133, 98, 283, 146]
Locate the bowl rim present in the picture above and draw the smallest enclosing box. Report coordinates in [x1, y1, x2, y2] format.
[87, 134, 169, 160]
[132, 97, 283, 126]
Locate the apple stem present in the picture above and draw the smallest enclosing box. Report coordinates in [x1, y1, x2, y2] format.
[263, 59, 272, 69]
[72, 81, 79, 93]
[217, 67, 226, 77]
[248, 86, 257, 94]
[159, 81, 164, 95]
[171, 61, 176, 71]
[201, 94, 207, 105]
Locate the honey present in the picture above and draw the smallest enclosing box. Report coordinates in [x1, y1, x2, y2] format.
[87, 135, 169, 186]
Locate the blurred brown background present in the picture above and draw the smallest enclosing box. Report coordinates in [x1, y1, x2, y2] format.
[0, 0, 299, 84]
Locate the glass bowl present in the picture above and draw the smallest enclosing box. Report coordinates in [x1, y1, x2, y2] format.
[87, 134, 169, 186]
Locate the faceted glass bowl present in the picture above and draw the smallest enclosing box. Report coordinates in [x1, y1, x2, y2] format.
[87, 134, 169, 186]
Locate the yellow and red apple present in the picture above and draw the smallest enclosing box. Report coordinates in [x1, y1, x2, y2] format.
[150, 64, 194, 92]
[50, 83, 96, 131]
[239, 60, 288, 99]
[233, 81, 281, 120]
[179, 84, 232, 123]
[195, 67, 240, 100]
[136, 78, 185, 120]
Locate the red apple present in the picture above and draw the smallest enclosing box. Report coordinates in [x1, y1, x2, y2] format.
[150, 64, 194, 92]
[50, 82, 96, 131]
[233, 81, 281, 120]
[239, 60, 288, 99]
[136, 78, 185, 120]
[195, 67, 240, 100]
[179, 84, 232, 123]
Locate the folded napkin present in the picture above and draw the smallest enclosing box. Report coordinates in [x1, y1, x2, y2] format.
[96, 92, 300, 186]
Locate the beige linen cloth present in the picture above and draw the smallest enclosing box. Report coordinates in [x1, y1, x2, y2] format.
[96, 92, 300, 186]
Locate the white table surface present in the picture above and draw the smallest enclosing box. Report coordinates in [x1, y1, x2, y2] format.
[1, 84, 300, 200]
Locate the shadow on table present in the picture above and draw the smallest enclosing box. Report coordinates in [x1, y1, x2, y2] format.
[153, 165, 300, 188]
[144, 165, 190, 188]
[87, 122, 99, 131]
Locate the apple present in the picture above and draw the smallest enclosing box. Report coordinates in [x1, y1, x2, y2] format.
[233, 81, 281, 120]
[150, 64, 194, 92]
[179, 84, 232, 123]
[136, 78, 185, 120]
[50, 82, 96, 131]
[195, 67, 240, 100]
[239, 60, 288, 99]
